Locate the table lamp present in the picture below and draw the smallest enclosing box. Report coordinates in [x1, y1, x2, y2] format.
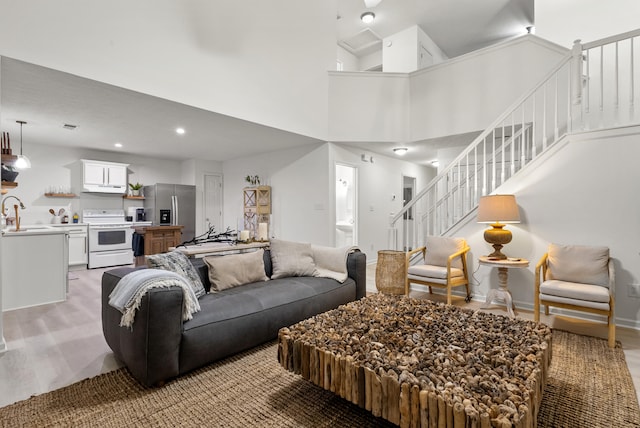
[477, 194, 520, 259]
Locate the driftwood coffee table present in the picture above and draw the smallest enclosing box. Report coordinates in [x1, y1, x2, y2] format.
[277, 294, 552, 428]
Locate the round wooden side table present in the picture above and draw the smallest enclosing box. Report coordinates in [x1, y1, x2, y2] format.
[479, 256, 529, 318]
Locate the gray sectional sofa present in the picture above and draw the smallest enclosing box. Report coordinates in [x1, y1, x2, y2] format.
[101, 249, 366, 387]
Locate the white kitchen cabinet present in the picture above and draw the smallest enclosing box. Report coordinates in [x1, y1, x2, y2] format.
[1, 229, 68, 311]
[82, 160, 128, 193]
[51, 224, 88, 267]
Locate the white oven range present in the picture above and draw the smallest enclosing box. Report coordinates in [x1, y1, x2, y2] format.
[83, 209, 133, 269]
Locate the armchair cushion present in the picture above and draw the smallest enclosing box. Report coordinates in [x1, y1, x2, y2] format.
[408, 265, 464, 280]
[424, 236, 466, 270]
[539, 293, 610, 312]
[540, 279, 610, 303]
[547, 243, 609, 287]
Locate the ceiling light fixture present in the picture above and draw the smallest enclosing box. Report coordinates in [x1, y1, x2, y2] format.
[360, 12, 375, 24]
[63, 123, 77, 130]
[393, 147, 408, 155]
[431, 160, 440, 168]
[14, 120, 31, 170]
[176, 127, 185, 135]
[114, 143, 123, 148]
[526, 26, 535, 34]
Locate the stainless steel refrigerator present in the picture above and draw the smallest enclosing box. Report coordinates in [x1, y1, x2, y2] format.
[143, 183, 196, 243]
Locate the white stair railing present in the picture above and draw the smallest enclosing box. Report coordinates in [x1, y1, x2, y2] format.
[390, 29, 640, 251]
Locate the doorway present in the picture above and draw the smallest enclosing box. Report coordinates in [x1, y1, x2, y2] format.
[204, 173, 223, 234]
[402, 175, 416, 251]
[335, 164, 357, 247]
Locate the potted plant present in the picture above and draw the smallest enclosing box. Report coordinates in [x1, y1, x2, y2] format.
[129, 182, 143, 196]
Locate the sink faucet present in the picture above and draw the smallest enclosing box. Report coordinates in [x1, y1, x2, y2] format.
[1, 196, 26, 229]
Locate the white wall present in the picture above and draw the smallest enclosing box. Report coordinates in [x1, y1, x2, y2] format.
[0, 57, 5, 352]
[383, 26, 447, 73]
[329, 36, 568, 144]
[337, 45, 359, 72]
[328, 71, 410, 142]
[0, 0, 337, 140]
[9, 142, 187, 225]
[446, 127, 640, 328]
[222, 143, 331, 245]
[409, 36, 568, 141]
[330, 144, 434, 262]
[536, 0, 640, 48]
[359, 50, 383, 72]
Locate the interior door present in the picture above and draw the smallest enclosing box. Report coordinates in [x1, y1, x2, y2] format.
[204, 174, 223, 234]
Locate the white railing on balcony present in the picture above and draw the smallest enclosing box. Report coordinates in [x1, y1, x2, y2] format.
[390, 29, 640, 250]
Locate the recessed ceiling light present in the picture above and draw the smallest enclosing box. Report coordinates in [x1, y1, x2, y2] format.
[176, 127, 185, 135]
[360, 12, 375, 24]
[431, 160, 440, 168]
[114, 143, 123, 148]
[393, 147, 408, 155]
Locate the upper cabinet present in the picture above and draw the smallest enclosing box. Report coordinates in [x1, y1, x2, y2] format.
[81, 160, 129, 194]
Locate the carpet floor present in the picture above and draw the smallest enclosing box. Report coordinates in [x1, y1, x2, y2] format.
[0, 330, 638, 427]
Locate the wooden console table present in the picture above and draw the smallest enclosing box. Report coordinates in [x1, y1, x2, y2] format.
[169, 241, 269, 258]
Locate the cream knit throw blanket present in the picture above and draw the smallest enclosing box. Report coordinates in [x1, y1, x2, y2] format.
[311, 245, 359, 283]
[109, 269, 201, 328]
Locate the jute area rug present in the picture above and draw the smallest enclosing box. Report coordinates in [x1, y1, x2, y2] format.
[0, 330, 638, 427]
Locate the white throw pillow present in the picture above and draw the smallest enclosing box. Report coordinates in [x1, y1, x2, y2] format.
[204, 249, 269, 292]
[424, 236, 466, 270]
[547, 243, 609, 287]
[269, 239, 318, 279]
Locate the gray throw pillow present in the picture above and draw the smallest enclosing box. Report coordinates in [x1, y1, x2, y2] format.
[269, 239, 318, 279]
[146, 251, 207, 297]
[204, 250, 269, 292]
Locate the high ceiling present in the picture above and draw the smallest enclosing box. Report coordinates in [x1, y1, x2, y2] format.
[337, 0, 534, 58]
[0, 1, 534, 164]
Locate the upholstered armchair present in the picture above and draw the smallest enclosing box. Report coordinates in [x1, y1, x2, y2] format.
[405, 236, 471, 304]
[534, 243, 615, 347]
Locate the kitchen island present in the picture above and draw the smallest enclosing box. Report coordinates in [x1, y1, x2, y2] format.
[1, 226, 68, 311]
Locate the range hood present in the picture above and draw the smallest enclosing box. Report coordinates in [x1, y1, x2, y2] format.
[82, 183, 127, 194]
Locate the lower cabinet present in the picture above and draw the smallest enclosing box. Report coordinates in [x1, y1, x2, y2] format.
[133, 225, 183, 266]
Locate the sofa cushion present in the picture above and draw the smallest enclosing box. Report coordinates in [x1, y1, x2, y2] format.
[204, 250, 269, 292]
[269, 239, 318, 279]
[547, 243, 610, 287]
[146, 251, 206, 297]
[424, 236, 466, 270]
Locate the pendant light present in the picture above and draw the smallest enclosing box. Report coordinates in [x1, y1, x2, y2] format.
[14, 120, 31, 169]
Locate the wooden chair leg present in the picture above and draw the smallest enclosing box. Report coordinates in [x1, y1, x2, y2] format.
[534, 302, 540, 323]
[544, 306, 549, 316]
[608, 318, 616, 348]
[428, 286, 433, 294]
[464, 284, 471, 302]
[446, 287, 452, 305]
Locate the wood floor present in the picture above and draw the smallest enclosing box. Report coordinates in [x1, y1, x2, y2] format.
[0, 263, 638, 409]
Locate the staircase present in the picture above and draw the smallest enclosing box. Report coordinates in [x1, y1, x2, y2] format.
[390, 29, 640, 250]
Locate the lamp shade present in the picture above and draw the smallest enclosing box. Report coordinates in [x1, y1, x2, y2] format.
[477, 195, 520, 224]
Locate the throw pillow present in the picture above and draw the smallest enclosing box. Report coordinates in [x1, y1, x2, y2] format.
[146, 251, 207, 298]
[204, 250, 269, 292]
[269, 239, 318, 279]
[424, 236, 466, 270]
[547, 243, 610, 287]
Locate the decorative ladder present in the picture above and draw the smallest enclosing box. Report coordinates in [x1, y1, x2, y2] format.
[390, 29, 640, 251]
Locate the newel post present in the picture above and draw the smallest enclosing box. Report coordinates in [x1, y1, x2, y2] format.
[571, 39, 584, 105]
